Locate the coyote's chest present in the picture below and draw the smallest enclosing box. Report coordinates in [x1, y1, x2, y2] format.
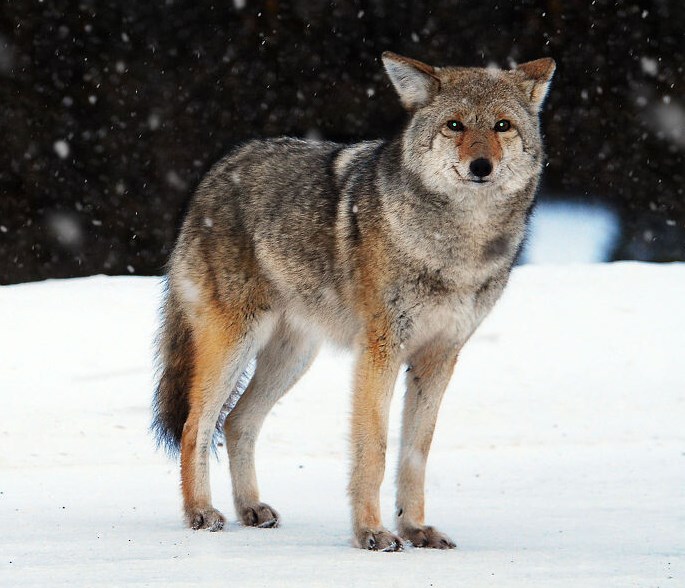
[386, 260, 504, 353]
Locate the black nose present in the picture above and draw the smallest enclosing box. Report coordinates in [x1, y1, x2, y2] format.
[469, 158, 493, 178]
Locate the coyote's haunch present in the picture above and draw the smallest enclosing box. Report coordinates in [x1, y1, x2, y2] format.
[152, 51, 555, 551]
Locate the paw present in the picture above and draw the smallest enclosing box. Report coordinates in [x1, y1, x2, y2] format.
[239, 502, 280, 528]
[399, 525, 456, 549]
[186, 507, 225, 532]
[357, 528, 404, 552]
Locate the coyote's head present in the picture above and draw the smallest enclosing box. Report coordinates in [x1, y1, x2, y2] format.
[382, 52, 555, 198]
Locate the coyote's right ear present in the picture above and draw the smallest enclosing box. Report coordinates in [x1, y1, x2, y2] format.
[382, 51, 440, 110]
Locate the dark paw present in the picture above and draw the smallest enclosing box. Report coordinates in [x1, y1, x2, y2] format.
[240, 502, 280, 528]
[358, 528, 404, 552]
[187, 507, 225, 532]
[400, 525, 456, 549]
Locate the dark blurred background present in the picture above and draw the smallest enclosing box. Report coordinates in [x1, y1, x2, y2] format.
[1, 0, 683, 284]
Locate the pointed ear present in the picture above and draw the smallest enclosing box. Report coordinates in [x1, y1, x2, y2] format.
[382, 51, 440, 110]
[515, 58, 556, 112]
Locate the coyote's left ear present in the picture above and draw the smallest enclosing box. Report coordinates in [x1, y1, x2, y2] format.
[382, 51, 440, 110]
[515, 58, 556, 112]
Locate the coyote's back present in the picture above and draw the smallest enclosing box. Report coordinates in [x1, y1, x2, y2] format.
[152, 51, 555, 549]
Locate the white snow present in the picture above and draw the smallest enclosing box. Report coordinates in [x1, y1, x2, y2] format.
[148, 112, 161, 131]
[47, 212, 83, 247]
[53, 140, 70, 159]
[1, 264, 684, 587]
[640, 56, 658, 77]
[522, 200, 620, 264]
[648, 100, 685, 147]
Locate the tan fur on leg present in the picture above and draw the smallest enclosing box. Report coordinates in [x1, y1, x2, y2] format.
[181, 300, 271, 530]
[348, 328, 404, 551]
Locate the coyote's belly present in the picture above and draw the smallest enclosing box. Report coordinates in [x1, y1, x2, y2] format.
[277, 282, 490, 354]
[281, 287, 361, 348]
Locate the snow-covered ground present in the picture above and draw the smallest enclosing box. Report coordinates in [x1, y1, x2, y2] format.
[522, 199, 620, 264]
[1, 264, 683, 587]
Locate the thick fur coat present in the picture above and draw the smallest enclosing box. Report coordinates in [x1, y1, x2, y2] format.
[152, 52, 555, 551]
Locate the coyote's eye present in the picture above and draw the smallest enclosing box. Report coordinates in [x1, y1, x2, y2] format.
[494, 119, 512, 132]
[446, 120, 464, 132]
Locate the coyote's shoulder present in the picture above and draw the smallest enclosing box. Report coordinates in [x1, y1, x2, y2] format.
[153, 51, 555, 550]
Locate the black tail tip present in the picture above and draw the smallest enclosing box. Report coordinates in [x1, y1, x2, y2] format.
[150, 413, 183, 457]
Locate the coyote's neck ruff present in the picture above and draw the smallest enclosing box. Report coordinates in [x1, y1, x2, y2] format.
[153, 51, 555, 551]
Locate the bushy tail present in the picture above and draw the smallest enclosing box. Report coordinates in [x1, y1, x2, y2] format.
[151, 289, 194, 455]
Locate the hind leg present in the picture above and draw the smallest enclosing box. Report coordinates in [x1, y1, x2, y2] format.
[224, 319, 318, 528]
[181, 304, 273, 531]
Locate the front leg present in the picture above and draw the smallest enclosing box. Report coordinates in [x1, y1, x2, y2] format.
[349, 332, 404, 551]
[396, 338, 459, 549]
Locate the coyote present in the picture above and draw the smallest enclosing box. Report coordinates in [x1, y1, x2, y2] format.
[152, 51, 555, 551]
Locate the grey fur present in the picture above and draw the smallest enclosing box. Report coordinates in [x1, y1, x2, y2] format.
[151, 52, 554, 549]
